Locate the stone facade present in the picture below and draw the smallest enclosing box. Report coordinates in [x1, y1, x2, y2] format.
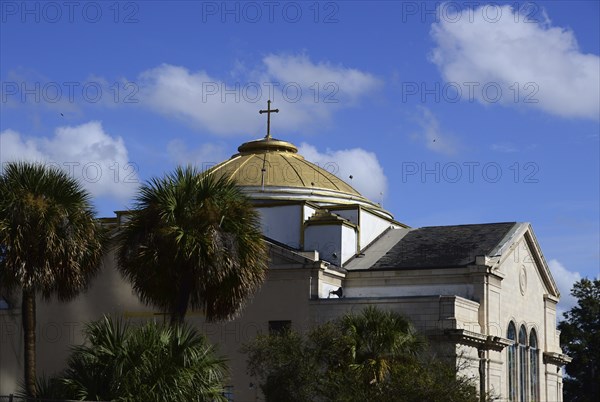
[0, 137, 569, 401]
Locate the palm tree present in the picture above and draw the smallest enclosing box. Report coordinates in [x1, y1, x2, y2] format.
[117, 165, 268, 325]
[0, 161, 107, 397]
[29, 316, 229, 401]
[243, 307, 437, 402]
[340, 306, 425, 386]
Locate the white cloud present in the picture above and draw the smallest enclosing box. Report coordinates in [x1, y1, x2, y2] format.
[167, 139, 228, 169]
[137, 54, 381, 136]
[298, 143, 387, 202]
[430, 4, 600, 119]
[548, 259, 581, 317]
[0, 129, 46, 161]
[412, 107, 460, 155]
[263, 54, 381, 103]
[138, 64, 257, 135]
[0, 121, 137, 201]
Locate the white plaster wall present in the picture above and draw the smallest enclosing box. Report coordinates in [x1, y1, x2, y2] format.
[341, 225, 357, 265]
[496, 237, 562, 402]
[453, 297, 482, 333]
[304, 223, 357, 266]
[310, 296, 443, 333]
[256, 205, 302, 248]
[333, 208, 392, 250]
[498, 240, 548, 335]
[488, 348, 505, 401]
[358, 209, 392, 249]
[304, 225, 341, 265]
[456, 344, 480, 389]
[319, 283, 342, 299]
[345, 283, 475, 299]
[332, 208, 359, 226]
[303, 205, 317, 222]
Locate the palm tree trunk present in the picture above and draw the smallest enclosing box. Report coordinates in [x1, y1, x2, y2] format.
[22, 289, 37, 398]
[170, 280, 191, 326]
[170, 294, 190, 326]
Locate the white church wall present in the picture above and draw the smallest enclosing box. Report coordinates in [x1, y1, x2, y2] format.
[341, 225, 357, 265]
[303, 204, 317, 222]
[456, 344, 480, 392]
[344, 283, 475, 299]
[329, 207, 393, 251]
[496, 236, 561, 402]
[357, 208, 393, 250]
[499, 238, 551, 339]
[319, 282, 340, 299]
[545, 367, 563, 402]
[304, 224, 357, 267]
[486, 278, 504, 338]
[310, 294, 479, 337]
[304, 225, 341, 265]
[256, 204, 302, 248]
[544, 297, 559, 353]
[488, 348, 505, 399]
[330, 207, 359, 225]
[454, 296, 481, 333]
[316, 268, 345, 299]
[309, 296, 443, 333]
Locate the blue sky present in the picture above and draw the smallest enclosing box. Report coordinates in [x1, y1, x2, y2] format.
[1, 1, 598, 312]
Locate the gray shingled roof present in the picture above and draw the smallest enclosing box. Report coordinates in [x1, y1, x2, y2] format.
[370, 222, 517, 269]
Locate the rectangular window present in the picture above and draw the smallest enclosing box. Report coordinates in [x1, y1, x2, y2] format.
[268, 320, 291, 335]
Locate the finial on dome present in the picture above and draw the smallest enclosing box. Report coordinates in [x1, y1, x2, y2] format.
[259, 100, 279, 139]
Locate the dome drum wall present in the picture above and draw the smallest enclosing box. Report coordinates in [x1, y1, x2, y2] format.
[240, 186, 393, 219]
[207, 136, 400, 264]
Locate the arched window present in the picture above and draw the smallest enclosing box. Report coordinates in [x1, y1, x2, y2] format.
[518, 325, 528, 402]
[507, 322, 517, 401]
[530, 330, 539, 401]
[507, 323, 540, 401]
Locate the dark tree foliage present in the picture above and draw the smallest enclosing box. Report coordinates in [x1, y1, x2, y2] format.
[243, 306, 479, 402]
[559, 278, 600, 402]
[117, 166, 268, 326]
[26, 316, 228, 402]
[0, 162, 107, 398]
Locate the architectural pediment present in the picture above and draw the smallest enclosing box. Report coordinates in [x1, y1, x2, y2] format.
[489, 223, 560, 298]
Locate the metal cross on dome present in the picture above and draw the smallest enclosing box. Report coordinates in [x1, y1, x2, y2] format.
[259, 100, 279, 139]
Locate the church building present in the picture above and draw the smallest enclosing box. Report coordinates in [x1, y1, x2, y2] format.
[0, 107, 570, 401]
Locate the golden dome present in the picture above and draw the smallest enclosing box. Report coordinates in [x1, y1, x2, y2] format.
[208, 137, 380, 209]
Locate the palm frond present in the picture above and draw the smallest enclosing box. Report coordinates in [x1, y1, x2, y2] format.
[56, 316, 228, 401]
[340, 306, 425, 384]
[0, 161, 107, 300]
[0, 161, 108, 398]
[117, 166, 268, 324]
